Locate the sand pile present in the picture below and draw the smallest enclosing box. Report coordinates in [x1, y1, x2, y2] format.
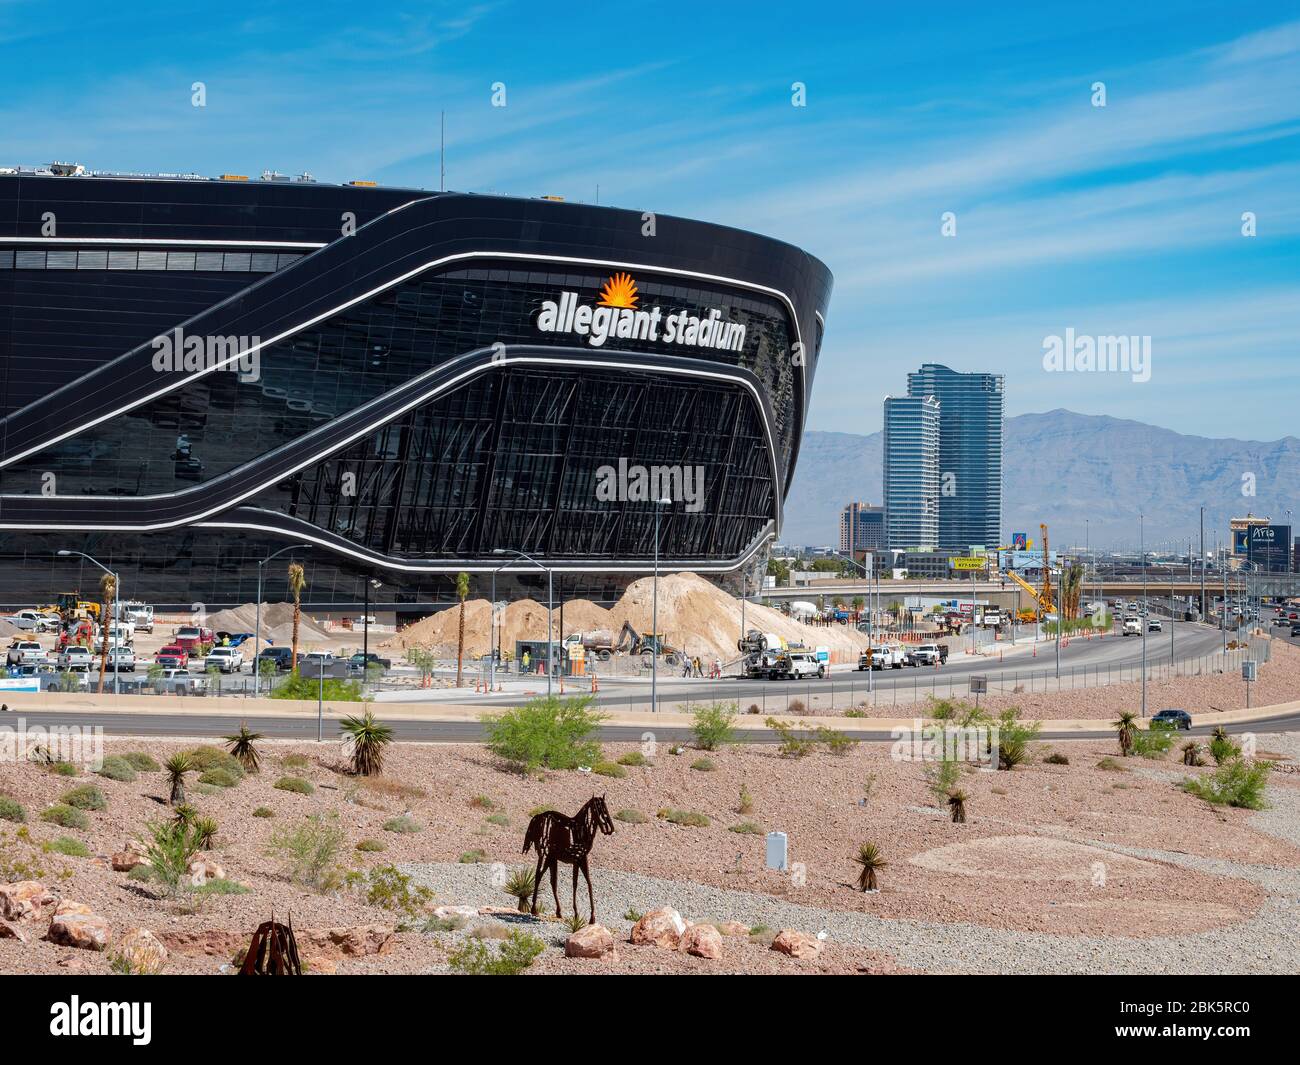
[0, 618, 20, 639]
[607, 572, 872, 661]
[206, 602, 331, 641]
[383, 598, 616, 658]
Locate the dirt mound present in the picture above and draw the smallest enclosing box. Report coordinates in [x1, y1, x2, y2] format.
[383, 598, 608, 658]
[206, 603, 330, 641]
[0, 618, 19, 639]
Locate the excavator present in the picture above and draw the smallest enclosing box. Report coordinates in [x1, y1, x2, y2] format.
[614, 622, 685, 666]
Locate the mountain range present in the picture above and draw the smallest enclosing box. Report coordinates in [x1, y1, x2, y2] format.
[783, 410, 1300, 551]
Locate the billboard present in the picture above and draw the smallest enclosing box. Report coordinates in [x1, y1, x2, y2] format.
[1011, 532, 1028, 550]
[1247, 524, 1292, 572]
[1233, 529, 1249, 555]
[949, 557, 985, 571]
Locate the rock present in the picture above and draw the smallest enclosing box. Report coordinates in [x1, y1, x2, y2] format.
[0, 918, 27, 942]
[187, 854, 226, 886]
[771, 929, 823, 959]
[630, 906, 686, 949]
[565, 923, 618, 961]
[717, 920, 750, 936]
[0, 880, 59, 923]
[47, 902, 110, 951]
[434, 905, 479, 920]
[115, 928, 167, 974]
[158, 929, 245, 958]
[309, 959, 338, 975]
[111, 841, 149, 872]
[300, 926, 394, 958]
[680, 923, 724, 959]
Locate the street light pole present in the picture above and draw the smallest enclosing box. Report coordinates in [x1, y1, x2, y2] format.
[56, 550, 120, 696]
[1140, 514, 1147, 719]
[254, 544, 311, 696]
[1199, 505, 1206, 622]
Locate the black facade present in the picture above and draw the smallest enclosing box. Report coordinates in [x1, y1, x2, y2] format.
[0, 170, 831, 609]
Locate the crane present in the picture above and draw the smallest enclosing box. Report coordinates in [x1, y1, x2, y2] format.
[993, 526, 1055, 619]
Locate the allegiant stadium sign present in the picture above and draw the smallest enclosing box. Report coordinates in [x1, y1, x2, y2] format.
[536, 273, 746, 352]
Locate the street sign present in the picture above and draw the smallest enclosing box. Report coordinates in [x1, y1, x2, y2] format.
[969, 675, 988, 694]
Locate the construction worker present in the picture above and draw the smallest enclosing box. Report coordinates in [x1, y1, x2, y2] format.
[522, 649, 531, 673]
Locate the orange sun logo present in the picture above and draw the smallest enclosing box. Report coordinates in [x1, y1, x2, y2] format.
[597, 272, 638, 309]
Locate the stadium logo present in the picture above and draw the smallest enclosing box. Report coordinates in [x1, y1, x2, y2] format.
[537, 274, 745, 352]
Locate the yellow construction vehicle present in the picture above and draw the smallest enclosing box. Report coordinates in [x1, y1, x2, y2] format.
[997, 524, 1055, 619]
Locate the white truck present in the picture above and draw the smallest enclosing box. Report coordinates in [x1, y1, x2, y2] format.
[1122, 615, 1141, 636]
[6, 610, 58, 633]
[770, 650, 825, 680]
[6, 640, 46, 666]
[56, 646, 94, 671]
[123, 601, 154, 634]
[204, 646, 245, 674]
[858, 645, 907, 670]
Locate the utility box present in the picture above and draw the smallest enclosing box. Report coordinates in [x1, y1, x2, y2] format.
[765, 831, 788, 872]
[1242, 661, 1257, 682]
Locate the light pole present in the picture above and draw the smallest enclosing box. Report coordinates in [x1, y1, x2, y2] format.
[1199, 505, 1206, 622]
[253, 543, 311, 695]
[56, 550, 119, 696]
[363, 578, 382, 663]
[652, 497, 672, 713]
[1140, 514, 1147, 719]
[493, 549, 552, 696]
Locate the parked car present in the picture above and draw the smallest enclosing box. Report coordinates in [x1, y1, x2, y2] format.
[256, 647, 301, 673]
[56, 646, 94, 671]
[348, 651, 392, 674]
[1151, 708, 1192, 730]
[6, 640, 46, 666]
[1291, 623, 1300, 637]
[771, 651, 824, 680]
[152, 668, 207, 695]
[204, 646, 245, 674]
[155, 644, 189, 668]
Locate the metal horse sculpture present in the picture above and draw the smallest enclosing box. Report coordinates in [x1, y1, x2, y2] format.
[522, 794, 615, 923]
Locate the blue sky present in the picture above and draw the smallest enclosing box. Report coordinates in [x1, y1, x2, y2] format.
[3, 0, 1298, 440]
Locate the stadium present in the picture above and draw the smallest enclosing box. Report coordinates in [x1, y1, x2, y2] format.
[0, 166, 832, 610]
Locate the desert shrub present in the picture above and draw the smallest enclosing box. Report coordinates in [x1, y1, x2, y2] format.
[143, 819, 202, 897]
[1209, 735, 1241, 766]
[281, 753, 310, 771]
[592, 760, 626, 778]
[504, 867, 537, 912]
[42, 805, 89, 831]
[353, 864, 432, 920]
[486, 813, 510, 827]
[47, 761, 79, 777]
[266, 813, 346, 890]
[422, 915, 467, 933]
[764, 717, 812, 758]
[482, 695, 605, 773]
[689, 701, 737, 751]
[624, 908, 644, 922]
[1043, 751, 1070, 765]
[96, 756, 138, 782]
[383, 815, 422, 834]
[1131, 722, 1177, 760]
[993, 708, 1042, 770]
[183, 747, 245, 780]
[48, 836, 91, 857]
[270, 675, 363, 701]
[738, 783, 754, 814]
[252, 806, 275, 818]
[746, 703, 761, 715]
[528, 804, 558, 817]
[189, 878, 250, 897]
[448, 930, 545, 975]
[338, 710, 393, 776]
[814, 726, 854, 756]
[1096, 757, 1125, 772]
[690, 758, 715, 772]
[614, 808, 647, 824]
[728, 821, 763, 835]
[1182, 758, 1270, 810]
[199, 767, 241, 789]
[359, 777, 427, 801]
[60, 785, 106, 811]
[656, 808, 709, 827]
[355, 838, 386, 852]
[126, 864, 154, 883]
[273, 776, 314, 795]
[122, 752, 161, 772]
[616, 751, 647, 767]
[459, 849, 487, 864]
[469, 794, 495, 810]
[0, 797, 25, 823]
[925, 757, 962, 803]
[787, 699, 806, 715]
[191, 816, 218, 849]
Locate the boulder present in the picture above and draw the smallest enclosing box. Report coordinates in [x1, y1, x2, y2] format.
[565, 923, 617, 961]
[158, 929, 245, 958]
[630, 906, 686, 950]
[115, 928, 167, 974]
[111, 841, 149, 872]
[0, 918, 27, 942]
[47, 901, 110, 951]
[771, 929, 822, 959]
[680, 923, 724, 959]
[187, 854, 226, 886]
[717, 920, 750, 936]
[433, 905, 479, 920]
[0, 880, 59, 923]
[300, 926, 395, 958]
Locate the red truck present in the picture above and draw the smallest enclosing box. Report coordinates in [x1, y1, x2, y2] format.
[173, 625, 214, 655]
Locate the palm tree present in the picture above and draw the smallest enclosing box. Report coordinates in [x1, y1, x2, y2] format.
[948, 788, 968, 824]
[1113, 710, 1138, 757]
[454, 571, 470, 687]
[96, 571, 116, 695]
[339, 709, 393, 776]
[165, 753, 193, 806]
[854, 842, 887, 892]
[287, 562, 306, 673]
[224, 722, 264, 773]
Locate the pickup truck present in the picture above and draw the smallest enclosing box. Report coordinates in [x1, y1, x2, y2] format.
[770, 651, 825, 680]
[909, 643, 948, 666]
[204, 646, 245, 674]
[56, 646, 94, 671]
[6, 610, 58, 633]
[255, 647, 301, 673]
[348, 651, 392, 674]
[174, 626, 214, 654]
[155, 645, 189, 668]
[151, 668, 207, 695]
[858, 645, 907, 670]
[103, 647, 137, 672]
[6, 640, 46, 666]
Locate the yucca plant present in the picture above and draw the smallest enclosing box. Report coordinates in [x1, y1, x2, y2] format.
[564, 912, 587, 934]
[1182, 741, 1204, 767]
[1113, 711, 1138, 757]
[948, 788, 968, 824]
[504, 867, 537, 913]
[854, 842, 887, 892]
[165, 753, 193, 806]
[224, 722, 264, 774]
[339, 710, 394, 776]
[171, 802, 197, 828]
[192, 815, 219, 850]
